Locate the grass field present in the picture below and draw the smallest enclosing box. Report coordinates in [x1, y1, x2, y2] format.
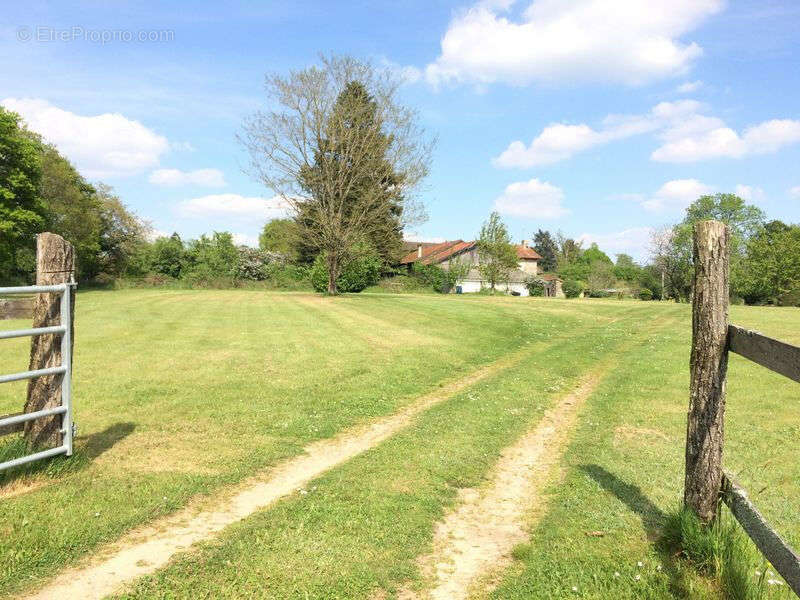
[0, 290, 797, 599]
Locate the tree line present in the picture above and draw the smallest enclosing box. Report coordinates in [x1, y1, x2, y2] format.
[1, 107, 148, 285]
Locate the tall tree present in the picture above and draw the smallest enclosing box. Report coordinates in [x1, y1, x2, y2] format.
[737, 221, 800, 305]
[533, 229, 558, 272]
[259, 218, 299, 260]
[241, 55, 433, 294]
[658, 193, 765, 301]
[0, 107, 45, 283]
[477, 211, 518, 291]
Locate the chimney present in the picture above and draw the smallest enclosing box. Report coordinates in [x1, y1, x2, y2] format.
[521, 239, 530, 248]
[417, 244, 423, 258]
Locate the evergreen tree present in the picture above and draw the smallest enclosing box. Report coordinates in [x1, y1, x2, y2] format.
[532, 229, 558, 272]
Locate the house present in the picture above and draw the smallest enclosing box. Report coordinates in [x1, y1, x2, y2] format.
[399, 239, 564, 297]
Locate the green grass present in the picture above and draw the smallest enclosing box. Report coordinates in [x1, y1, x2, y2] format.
[0, 290, 629, 597]
[1, 293, 798, 599]
[487, 302, 800, 600]
[117, 302, 672, 599]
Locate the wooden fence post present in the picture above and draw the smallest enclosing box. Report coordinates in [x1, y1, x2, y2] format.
[684, 220, 730, 524]
[23, 233, 75, 450]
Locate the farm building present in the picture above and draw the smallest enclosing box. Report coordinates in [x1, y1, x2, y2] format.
[399, 240, 564, 297]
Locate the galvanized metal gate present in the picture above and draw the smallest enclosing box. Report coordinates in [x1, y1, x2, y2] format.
[0, 283, 75, 472]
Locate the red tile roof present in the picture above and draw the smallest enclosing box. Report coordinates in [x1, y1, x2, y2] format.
[401, 241, 542, 265]
[516, 245, 542, 260]
[399, 241, 461, 265]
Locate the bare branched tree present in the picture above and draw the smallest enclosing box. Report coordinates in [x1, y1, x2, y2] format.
[240, 55, 434, 293]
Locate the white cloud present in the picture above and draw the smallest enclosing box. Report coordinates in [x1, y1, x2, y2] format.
[147, 229, 171, 242]
[149, 168, 226, 187]
[496, 99, 800, 168]
[177, 194, 290, 221]
[424, 0, 723, 87]
[493, 178, 568, 218]
[232, 233, 260, 247]
[493, 100, 698, 168]
[577, 227, 654, 261]
[789, 186, 800, 198]
[640, 178, 713, 212]
[1, 97, 168, 178]
[734, 184, 766, 203]
[652, 117, 800, 162]
[676, 80, 703, 93]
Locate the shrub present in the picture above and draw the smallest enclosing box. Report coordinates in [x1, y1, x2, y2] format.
[310, 244, 382, 293]
[562, 280, 584, 298]
[525, 276, 545, 297]
[639, 288, 654, 301]
[235, 247, 270, 281]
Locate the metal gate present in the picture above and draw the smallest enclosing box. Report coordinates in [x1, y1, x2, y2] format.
[0, 283, 75, 472]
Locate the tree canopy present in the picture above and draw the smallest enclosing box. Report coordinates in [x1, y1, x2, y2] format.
[477, 211, 518, 291]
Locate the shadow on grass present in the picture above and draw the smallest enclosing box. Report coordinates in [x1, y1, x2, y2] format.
[580, 464, 697, 597]
[580, 464, 666, 538]
[0, 422, 135, 486]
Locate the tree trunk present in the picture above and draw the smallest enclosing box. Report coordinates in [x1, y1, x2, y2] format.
[24, 233, 75, 450]
[327, 251, 338, 295]
[684, 220, 730, 524]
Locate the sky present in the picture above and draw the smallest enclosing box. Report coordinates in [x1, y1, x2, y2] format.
[2, 0, 800, 261]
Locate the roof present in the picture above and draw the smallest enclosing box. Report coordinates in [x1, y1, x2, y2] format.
[538, 273, 562, 282]
[516, 245, 542, 260]
[400, 241, 541, 265]
[400, 240, 473, 265]
[401, 240, 441, 254]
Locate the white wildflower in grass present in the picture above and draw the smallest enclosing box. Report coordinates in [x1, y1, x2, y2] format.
[614, 572, 620, 578]
[637, 561, 643, 568]
[635, 574, 641, 581]
[767, 579, 784, 586]
[755, 570, 762, 577]
[656, 565, 662, 571]
[571, 586, 578, 592]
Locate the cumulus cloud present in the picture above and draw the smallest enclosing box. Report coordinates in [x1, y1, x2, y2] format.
[232, 233, 260, 247]
[1, 97, 168, 178]
[493, 100, 698, 168]
[493, 178, 568, 218]
[147, 229, 172, 242]
[577, 227, 654, 261]
[177, 194, 290, 221]
[652, 117, 800, 162]
[639, 178, 713, 212]
[495, 99, 800, 168]
[424, 0, 723, 87]
[676, 80, 703, 93]
[149, 168, 226, 187]
[734, 184, 766, 203]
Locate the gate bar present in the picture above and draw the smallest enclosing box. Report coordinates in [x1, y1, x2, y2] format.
[0, 446, 68, 472]
[0, 365, 67, 385]
[0, 284, 67, 295]
[0, 406, 67, 428]
[0, 325, 66, 340]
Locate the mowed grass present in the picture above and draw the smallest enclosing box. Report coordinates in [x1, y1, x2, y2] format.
[116, 302, 676, 599]
[0, 289, 622, 596]
[1, 293, 797, 599]
[489, 303, 800, 600]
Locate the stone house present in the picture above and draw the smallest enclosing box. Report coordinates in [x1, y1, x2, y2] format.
[399, 239, 564, 297]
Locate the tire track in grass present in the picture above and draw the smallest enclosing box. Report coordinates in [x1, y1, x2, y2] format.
[404, 312, 680, 600]
[18, 338, 550, 600]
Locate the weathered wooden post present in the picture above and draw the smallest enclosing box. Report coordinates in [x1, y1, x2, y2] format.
[23, 233, 75, 449]
[684, 220, 730, 524]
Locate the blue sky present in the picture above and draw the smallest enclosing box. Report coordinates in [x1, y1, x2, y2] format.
[2, 0, 799, 260]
